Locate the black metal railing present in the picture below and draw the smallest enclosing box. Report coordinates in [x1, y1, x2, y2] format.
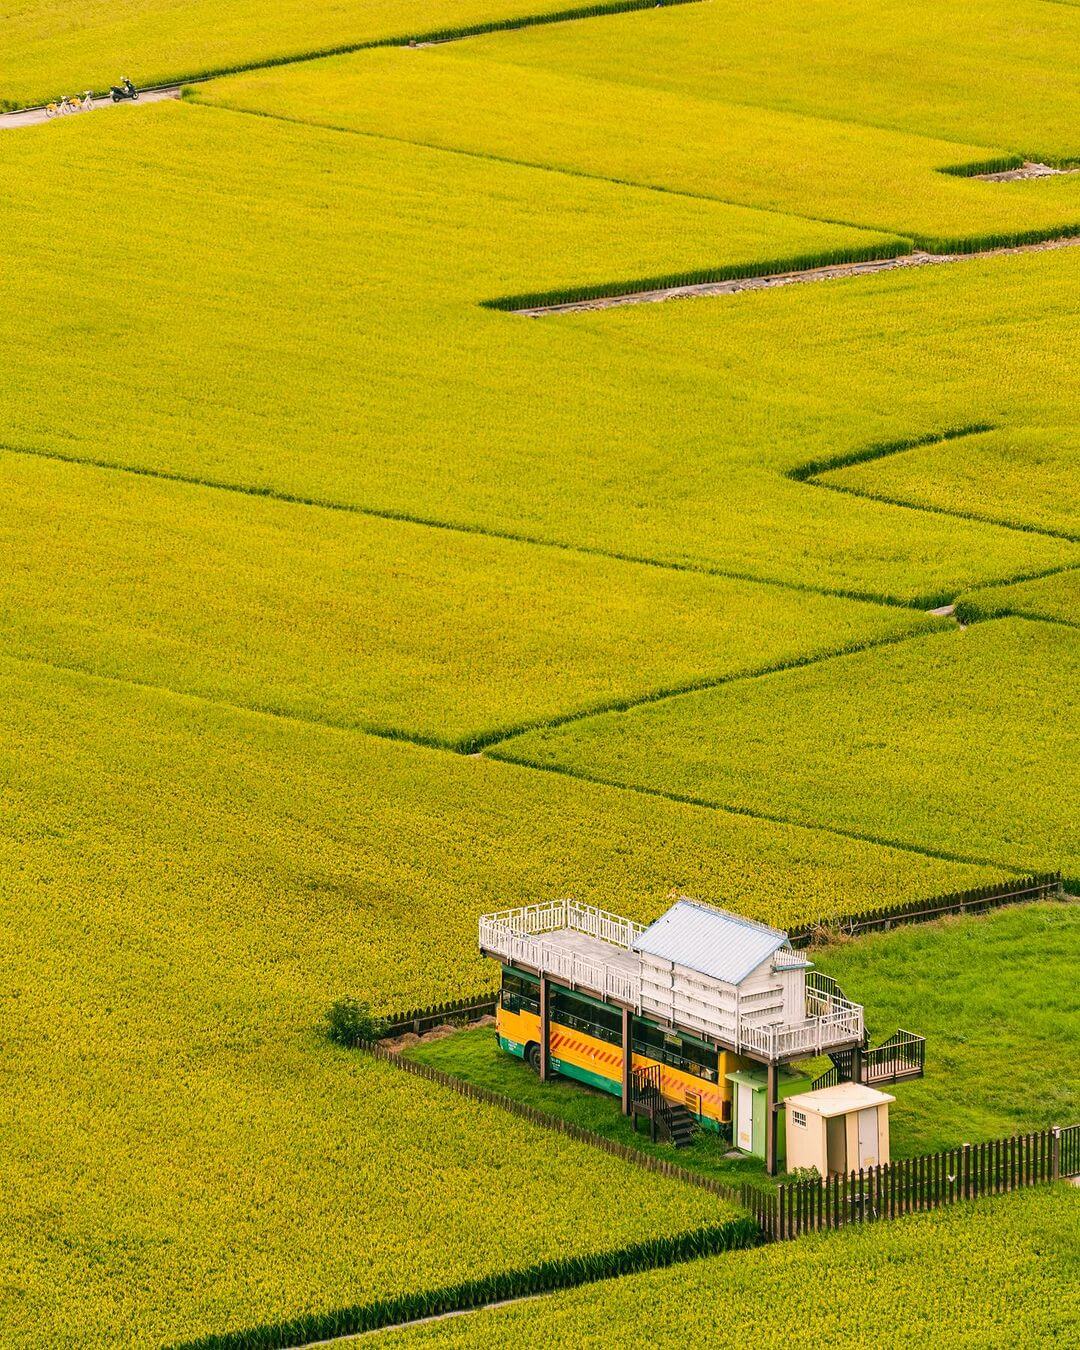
[864, 1030, 925, 1084]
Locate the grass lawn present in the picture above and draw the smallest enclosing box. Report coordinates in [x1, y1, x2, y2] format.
[815, 902, 1080, 1153]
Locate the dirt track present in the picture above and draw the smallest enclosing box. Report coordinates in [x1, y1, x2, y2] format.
[513, 234, 1080, 316]
[974, 161, 1080, 182]
[0, 85, 180, 128]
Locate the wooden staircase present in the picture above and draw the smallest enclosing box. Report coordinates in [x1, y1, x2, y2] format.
[664, 1102, 698, 1148]
[808, 972, 925, 1090]
[630, 1065, 699, 1148]
[813, 1029, 926, 1090]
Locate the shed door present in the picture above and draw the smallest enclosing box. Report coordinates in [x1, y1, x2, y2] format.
[826, 1115, 847, 1175]
[737, 1085, 753, 1151]
[857, 1106, 879, 1168]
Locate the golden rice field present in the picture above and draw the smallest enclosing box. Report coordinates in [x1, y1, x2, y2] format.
[0, 0, 657, 108]
[958, 567, 1080, 628]
[496, 618, 1080, 883]
[3, 0, 1079, 1343]
[199, 43, 1080, 252]
[375, 1188, 1080, 1347]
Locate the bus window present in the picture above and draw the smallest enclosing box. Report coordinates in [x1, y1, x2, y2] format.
[500, 970, 539, 1015]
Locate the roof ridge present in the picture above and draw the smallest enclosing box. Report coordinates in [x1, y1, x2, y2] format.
[675, 895, 788, 942]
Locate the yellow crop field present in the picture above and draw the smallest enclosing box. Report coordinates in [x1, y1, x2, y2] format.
[0, 450, 944, 749]
[0, 105, 1076, 605]
[0, 0, 664, 109]
[375, 1188, 1080, 1347]
[495, 618, 1080, 883]
[0, 657, 998, 1342]
[478, 0, 1080, 160]
[200, 45, 1080, 252]
[4, 0, 1079, 1342]
[957, 568, 1080, 628]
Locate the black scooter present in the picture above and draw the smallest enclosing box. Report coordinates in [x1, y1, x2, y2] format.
[109, 79, 139, 102]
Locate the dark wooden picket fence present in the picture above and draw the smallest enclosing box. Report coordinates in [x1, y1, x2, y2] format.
[758, 1124, 1080, 1240]
[380, 989, 497, 1038]
[788, 872, 1062, 948]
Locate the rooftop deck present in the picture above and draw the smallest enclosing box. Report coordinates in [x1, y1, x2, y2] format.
[479, 899, 865, 1063]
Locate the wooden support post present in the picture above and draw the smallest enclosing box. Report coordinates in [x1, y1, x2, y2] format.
[765, 1061, 780, 1177]
[850, 1043, 864, 1085]
[1052, 1126, 1061, 1182]
[621, 1006, 633, 1116]
[539, 975, 550, 1083]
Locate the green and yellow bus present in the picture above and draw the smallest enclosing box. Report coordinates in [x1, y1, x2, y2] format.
[496, 966, 747, 1133]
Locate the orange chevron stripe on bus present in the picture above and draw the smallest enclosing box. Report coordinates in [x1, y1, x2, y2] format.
[496, 966, 746, 1133]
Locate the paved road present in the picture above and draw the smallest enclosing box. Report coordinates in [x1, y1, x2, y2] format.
[0, 85, 181, 129]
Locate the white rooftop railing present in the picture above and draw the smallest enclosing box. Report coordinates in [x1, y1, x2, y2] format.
[478, 903, 864, 1061]
[478, 908, 643, 1007]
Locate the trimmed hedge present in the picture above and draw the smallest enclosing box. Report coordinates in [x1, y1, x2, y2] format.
[172, 1217, 760, 1348]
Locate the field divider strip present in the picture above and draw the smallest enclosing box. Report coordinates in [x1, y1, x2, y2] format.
[0, 645, 1025, 877]
[0, 0, 703, 115]
[803, 478, 1080, 545]
[501, 235, 1080, 315]
[788, 425, 1080, 546]
[468, 624, 948, 753]
[0, 440, 946, 612]
[484, 747, 1033, 874]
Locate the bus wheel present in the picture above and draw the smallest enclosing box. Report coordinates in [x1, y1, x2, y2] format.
[525, 1042, 542, 1074]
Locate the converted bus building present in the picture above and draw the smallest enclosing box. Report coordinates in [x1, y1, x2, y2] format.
[479, 897, 914, 1174]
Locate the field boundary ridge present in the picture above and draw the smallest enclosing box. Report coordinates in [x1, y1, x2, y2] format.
[501, 235, 1080, 315]
[1, 0, 702, 114]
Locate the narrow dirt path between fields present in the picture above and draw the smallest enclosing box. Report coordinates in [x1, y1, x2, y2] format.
[973, 162, 1080, 181]
[512, 234, 1080, 315]
[290, 1293, 545, 1346]
[0, 86, 180, 128]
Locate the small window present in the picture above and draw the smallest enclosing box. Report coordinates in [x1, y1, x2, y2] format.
[792, 1110, 807, 1128]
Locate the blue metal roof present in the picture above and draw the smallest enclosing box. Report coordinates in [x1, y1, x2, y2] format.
[631, 899, 789, 986]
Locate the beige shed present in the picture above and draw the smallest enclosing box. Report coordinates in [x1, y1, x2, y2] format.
[784, 1081, 895, 1176]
